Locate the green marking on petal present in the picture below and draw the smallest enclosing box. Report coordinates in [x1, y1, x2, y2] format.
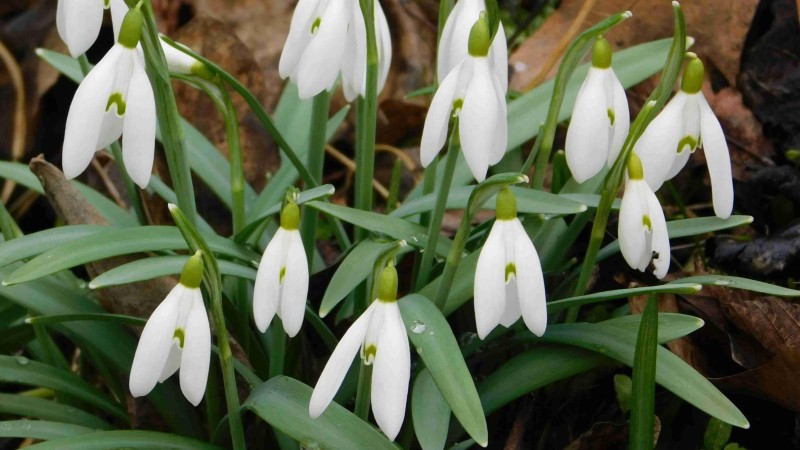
[363, 344, 377, 364]
[106, 93, 127, 116]
[279, 266, 286, 285]
[676, 135, 698, 154]
[608, 108, 615, 126]
[505, 263, 516, 283]
[104, 0, 110, 7]
[642, 215, 652, 231]
[311, 17, 321, 34]
[173, 328, 185, 348]
[452, 98, 464, 117]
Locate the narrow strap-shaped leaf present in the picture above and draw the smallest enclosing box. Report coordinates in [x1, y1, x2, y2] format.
[0, 420, 95, 440]
[630, 297, 659, 450]
[547, 283, 702, 314]
[0, 225, 104, 268]
[320, 239, 394, 317]
[243, 376, 398, 450]
[88, 256, 257, 289]
[398, 294, 487, 446]
[0, 393, 111, 429]
[412, 369, 451, 450]
[669, 275, 800, 297]
[24, 430, 224, 449]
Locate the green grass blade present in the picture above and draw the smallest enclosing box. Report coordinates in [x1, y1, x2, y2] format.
[412, 369, 451, 450]
[630, 297, 659, 450]
[0, 393, 111, 429]
[88, 256, 256, 289]
[24, 430, 224, 449]
[0, 420, 95, 440]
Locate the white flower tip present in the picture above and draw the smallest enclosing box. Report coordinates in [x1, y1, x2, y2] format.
[1, 280, 8, 287]
[88, 282, 98, 289]
[578, 204, 588, 212]
[622, 10, 633, 19]
[308, 398, 327, 419]
[519, 174, 529, 184]
[672, 1, 680, 7]
[477, 438, 489, 447]
[690, 284, 703, 293]
[167, 203, 178, 211]
[398, 240, 407, 247]
[686, 36, 696, 48]
[318, 307, 330, 319]
[744, 215, 754, 224]
[35, 48, 45, 57]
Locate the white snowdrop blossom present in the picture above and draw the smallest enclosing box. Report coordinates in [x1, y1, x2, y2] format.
[253, 200, 309, 337]
[62, 7, 156, 188]
[437, 0, 507, 90]
[57, 0, 128, 57]
[565, 37, 630, 183]
[474, 187, 546, 339]
[633, 56, 733, 219]
[279, 0, 392, 101]
[309, 265, 410, 441]
[129, 252, 211, 406]
[420, 13, 507, 182]
[618, 154, 670, 279]
[159, 35, 214, 79]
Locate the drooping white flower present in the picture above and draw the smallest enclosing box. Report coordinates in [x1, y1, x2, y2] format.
[633, 56, 733, 219]
[437, 0, 507, 91]
[253, 200, 309, 337]
[129, 252, 211, 406]
[309, 265, 410, 441]
[474, 187, 546, 338]
[62, 7, 156, 188]
[565, 36, 630, 183]
[57, 0, 128, 57]
[618, 154, 670, 279]
[279, 0, 392, 100]
[420, 13, 507, 182]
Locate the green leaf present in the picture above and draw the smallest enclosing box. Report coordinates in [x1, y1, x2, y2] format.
[630, 297, 658, 450]
[0, 355, 127, 422]
[603, 313, 704, 343]
[3, 226, 258, 286]
[23, 430, 224, 449]
[0, 225, 104, 268]
[398, 294, 487, 446]
[320, 239, 393, 317]
[669, 275, 800, 297]
[412, 369, 451, 450]
[614, 374, 633, 414]
[88, 256, 257, 289]
[307, 201, 452, 257]
[704, 417, 733, 450]
[547, 283, 703, 315]
[540, 322, 749, 428]
[391, 186, 586, 218]
[0, 393, 111, 429]
[26, 313, 146, 327]
[244, 376, 398, 450]
[0, 420, 95, 440]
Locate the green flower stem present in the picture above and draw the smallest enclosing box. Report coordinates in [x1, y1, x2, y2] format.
[300, 91, 331, 265]
[570, 4, 686, 309]
[219, 84, 246, 234]
[525, 11, 632, 190]
[415, 121, 460, 291]
[268, 317, 286, 378]
[354, 362, 373, 420]
[76, 55, 147, 225]
[136, 1, 197, 225]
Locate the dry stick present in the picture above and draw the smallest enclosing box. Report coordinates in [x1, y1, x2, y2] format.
[0, 39, 27, 203]
[325, 144, 391, 198]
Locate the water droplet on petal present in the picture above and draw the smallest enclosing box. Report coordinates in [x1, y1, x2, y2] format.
[15, 356, 29, 365]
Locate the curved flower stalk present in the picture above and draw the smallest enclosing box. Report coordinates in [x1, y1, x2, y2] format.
[618, 154, 670, 279]
[565, 36, 630, 183]
[253, 199, 309, 337]
[279, 0, 392, 100]
[309, 264, 410, 441]
[129, 252, 211, 406]
[633, 56, 733, 219]
[437, 0, 507, 91]
[62, 6, 156, 188]
[57, 0, 128, 57]
[420, 13, 507, 182]
[474, 187, 546, 338]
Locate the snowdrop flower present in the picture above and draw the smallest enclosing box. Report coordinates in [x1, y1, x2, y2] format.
[279, 0, 392, 100]
[437, 0, 507, 91]
[618, 154, 670, 279]
[420, 13, 507, 182]
[130, 252, 211, 406]
[253, 199, 309, 337]
[159, 35, 214, 79]
[62, 6, 156, 188]
[565, 36, 630, 183]
[474, 187, 546, 339]
[57, 0, 128, 57]
[309, 264, 410, 441]
[633, 56, 733, 219]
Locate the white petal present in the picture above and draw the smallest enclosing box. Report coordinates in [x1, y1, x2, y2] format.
[375, 1, 393, 96]
[309, 303, 376, 418]
[665, 94, 700, 180]
[62, 46, 120, 180]
[498, 278, 520, 328]
[180, 290, 211, 406]
[565, 68, 610, 183]
[59, 0, 104, 57]
[438, 0, 482, 82]
[618, 179, 649, 272]
[489, 22, 508, 94]
[341, 3, 367, 102]
[109, 0, 128, 42]
[96, 109, 124, 150]
[370, 302, 410, 440]
[634, 93, 688, 190]
[160, 36, 198, 75]
[607, 69, 630, 166]
[474, 220, 507, 339]
[129, 284, 182, 398]
[460, 57, 498, 182]
[510, 219, 547, 336]
[295, 0, 350, 99]
[420, 63, 461, 167]
[158, 341, 181, 383]
[699, 95, 733, 219]
[280, 231, 309, 337]
[253, 228, 288, 333]
[488, 73, 508, 166]
[645, 190, 670, 279]
[279, 0, 320, 79]
[121, 55, 156, 188]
